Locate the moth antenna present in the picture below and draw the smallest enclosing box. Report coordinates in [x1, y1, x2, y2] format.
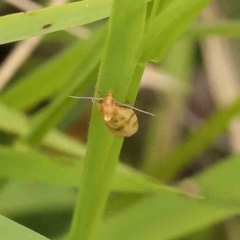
[116, 102, 156, 116]
[69, 96, 103, 102]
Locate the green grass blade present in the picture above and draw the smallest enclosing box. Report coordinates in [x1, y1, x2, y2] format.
[0, 102, 85, 157]
[187, 20, 240, 38]
[0, 180, 76, 217]
[0, 41, 94, 110]
[146, 0, 164, 27]
[0, 102, 178, 194]
[195, 155, 240, 203]
[44, 131, 86, 157]
[0, 214, 49, 240]
[0, 0, 112, 44]
[156, 97, 240, 182]
[101, 155, 240, 240]
[141, 0, 210, 62]
[22, 29, 105, 148]
[0, 146, 178, 194]
[141, 38, 194, 176]
[68, 1, 148, 240]
[0, 146, 82, 187]
[0, 102, 27, 135]
[102, 193, 236, 240]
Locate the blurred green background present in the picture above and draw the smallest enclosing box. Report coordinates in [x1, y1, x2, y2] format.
[1, 0, 240, 240]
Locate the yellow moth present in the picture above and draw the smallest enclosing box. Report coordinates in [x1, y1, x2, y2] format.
[69, 91, 155, 137]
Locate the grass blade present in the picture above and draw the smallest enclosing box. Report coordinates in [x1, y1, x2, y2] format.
[0, 41, 94, 110]
[141, 38, 194, 177]
[0, 102, 85, 157]
[141, 0, 210, 62]
[102, 193, 236, 240]
[156, 97, 240, 181]
[101, 155, 240, 240]
[21, 29, 105, 148]
[0, 180, 76, 217]
[0, 0, 112, 44]
[187, 20, 240, 38]
[0, 146, 178, 194]
[0, 214, 49, 240]
[68, 1, 148, 240]
[0, 103, 178, 194]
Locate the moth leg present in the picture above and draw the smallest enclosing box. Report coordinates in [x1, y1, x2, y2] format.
[94, 86, 103, 98]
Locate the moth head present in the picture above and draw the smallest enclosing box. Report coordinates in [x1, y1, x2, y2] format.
[98, 91, 118, 121]
[102, 105, 119, 122]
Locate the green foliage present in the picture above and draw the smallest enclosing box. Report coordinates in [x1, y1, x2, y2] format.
[102, 155, 240, 240]
[1, 41, 95, 110]
[68, 1, 148, 240]
[141, 0, 209, 62]
[151, 97, 240, 182]
[0, 214, 49, 240]
[188, 20, 240, 38]
[0, 145, 176, 193]
[0, 0, 112, 44]
[3, 0, 240, 240]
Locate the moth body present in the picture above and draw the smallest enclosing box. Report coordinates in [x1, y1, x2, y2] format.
[98, 91, 138, 137]
[69, 90, 154, 137]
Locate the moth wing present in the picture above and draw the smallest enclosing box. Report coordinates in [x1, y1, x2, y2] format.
[106, 108, 138, 137]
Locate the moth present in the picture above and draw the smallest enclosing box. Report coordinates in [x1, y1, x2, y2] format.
[69, 91, 155, 137]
